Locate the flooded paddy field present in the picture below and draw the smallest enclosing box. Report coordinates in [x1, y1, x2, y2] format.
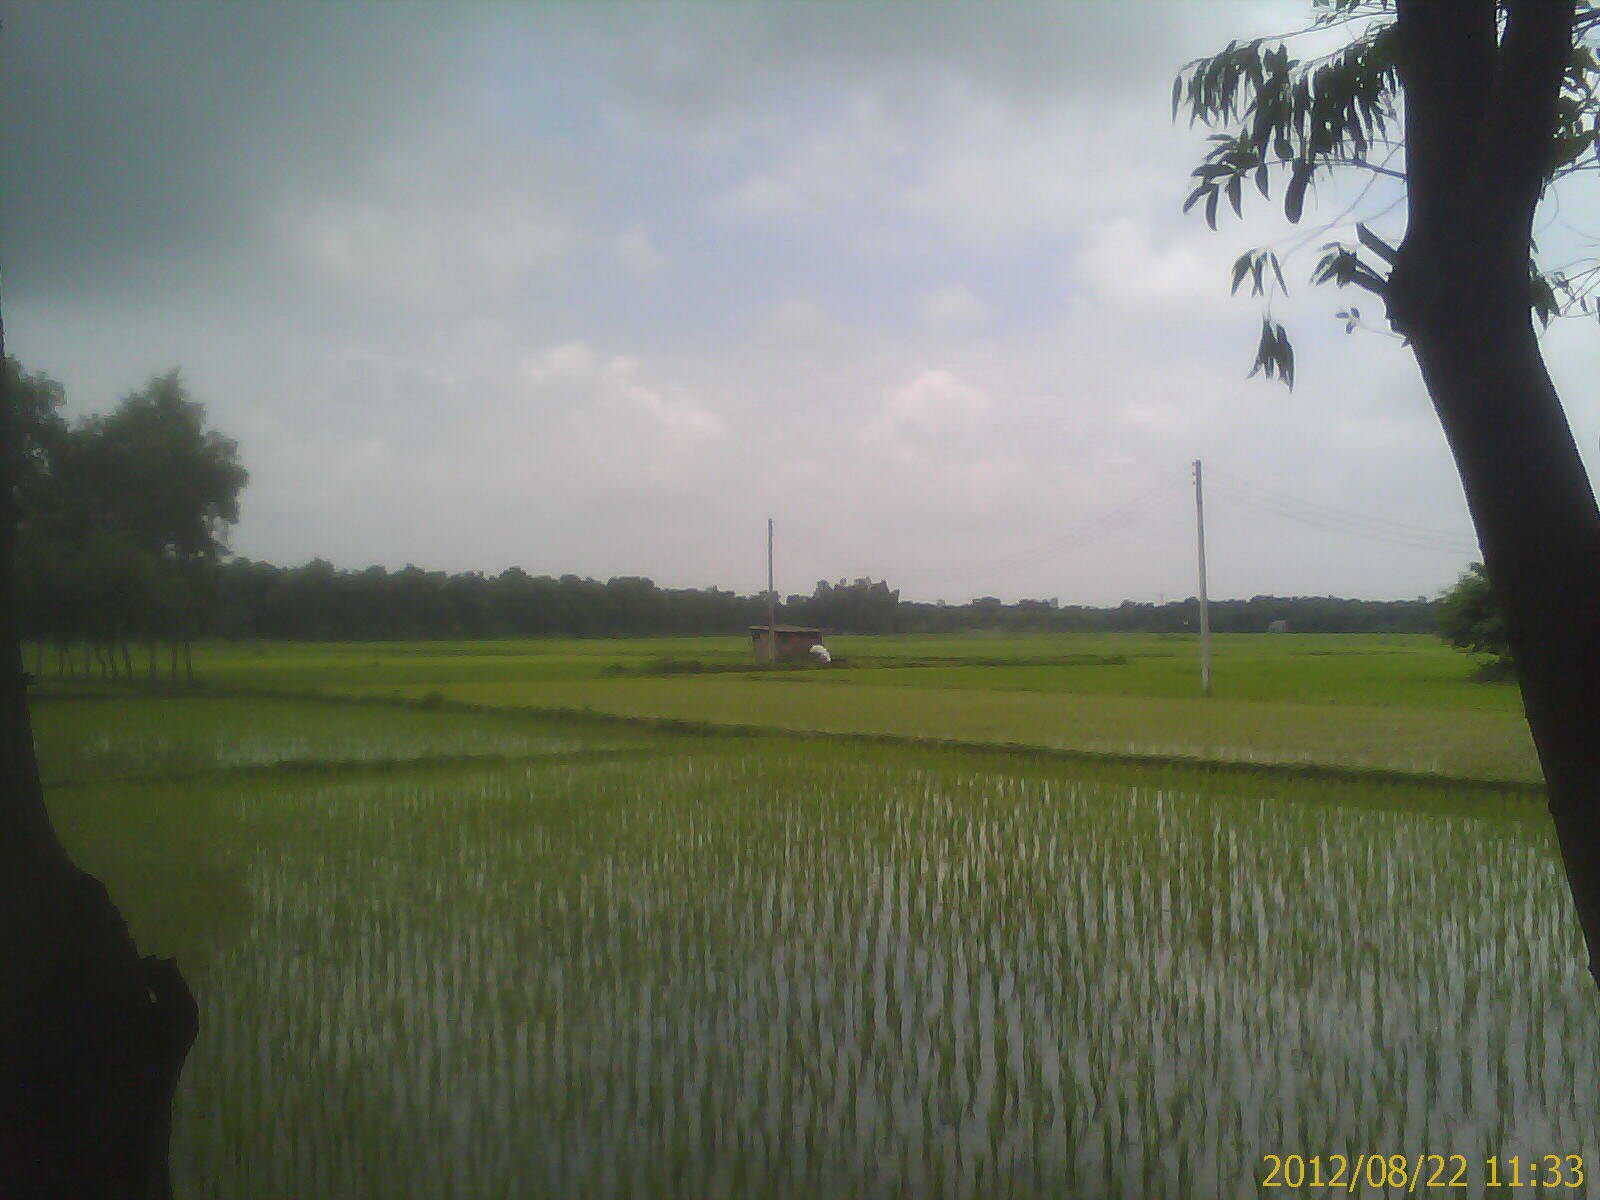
[36, 692, 1595, 1198]
[139, 633, 1541, 783]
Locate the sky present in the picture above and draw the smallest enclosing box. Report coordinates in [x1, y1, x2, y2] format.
[5, 1, 1600, 606]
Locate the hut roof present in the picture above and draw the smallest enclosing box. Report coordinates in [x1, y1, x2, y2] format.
[747, 625, 824, 635]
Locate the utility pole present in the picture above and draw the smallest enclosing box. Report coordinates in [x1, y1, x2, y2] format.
[766, 517, 776, 664]
[1193, 459, 1212, 697]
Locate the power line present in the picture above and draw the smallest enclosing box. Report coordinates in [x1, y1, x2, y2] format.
[794, 471, 1190, 582]
[1208, 481, 1479, 556]
[773, 461, 1479, 593]
[1204, 465, 1478, 546]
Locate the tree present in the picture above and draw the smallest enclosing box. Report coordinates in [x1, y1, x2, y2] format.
[1437, 562, 1515, 676]
[3, 358, 67, 505]
[1179, 1, 1600, 984]
[95, 373, 248, 680]
[10, 369, 248, 683]
[2, 354, 197, 1190]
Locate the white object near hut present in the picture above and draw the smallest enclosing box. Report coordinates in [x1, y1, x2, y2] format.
[749, 625, 825, 663]
[808, 643, 832, 664]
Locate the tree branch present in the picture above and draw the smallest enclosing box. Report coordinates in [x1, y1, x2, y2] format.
[1487, 0, 1579, 225]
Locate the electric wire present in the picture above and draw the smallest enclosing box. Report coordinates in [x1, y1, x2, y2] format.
[776, 462, 1479, 595]
[1205, 466, 1479, 549]
[1208, 481, 1479, 556]
[786, 470, 1191, 583]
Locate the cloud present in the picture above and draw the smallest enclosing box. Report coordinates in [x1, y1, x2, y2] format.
[920, 284, 989, 329]
[861, 369, 994, 447]
[523, 342, 598, 381]
[712, 173, 811, 219]
[2, 2, 1508, 603]
[1070, 218, 1217, 311]
[614, 225, 668, 273]
[288, 191, 575, 308]
[520, 342, 727, 454]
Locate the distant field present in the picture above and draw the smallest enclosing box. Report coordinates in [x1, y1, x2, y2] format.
[175, 632, 1521, 709]
[77, 632, 1535, 784]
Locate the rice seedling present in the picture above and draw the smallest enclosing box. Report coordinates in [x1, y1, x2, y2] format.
[40, 697, 1591, 1198]
[350, 677, 1540, 783]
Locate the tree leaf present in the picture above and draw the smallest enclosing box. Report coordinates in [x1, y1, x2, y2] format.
[1247, 318, 1295, 389]
[1284, 160, 1312, 223]
[1231, 252, 1252, 294]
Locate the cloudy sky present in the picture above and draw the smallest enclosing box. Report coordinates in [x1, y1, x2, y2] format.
[6, 2, 1599, 605]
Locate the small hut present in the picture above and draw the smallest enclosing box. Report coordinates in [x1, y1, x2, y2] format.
[749, 625, 825, 664]
[1267, 619, 1290, 633]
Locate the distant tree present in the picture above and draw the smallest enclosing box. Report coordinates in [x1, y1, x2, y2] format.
[1179, 1, 1600, 986]
[9, 368, 247, 682]
[1438, 562, 1515, 677]
[3, 358, 67, 502]
[69, 533, 167, 681]
[95, 372, 248, 679]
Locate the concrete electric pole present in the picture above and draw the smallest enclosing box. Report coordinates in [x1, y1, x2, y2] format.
[1193, 460, 1212, 697]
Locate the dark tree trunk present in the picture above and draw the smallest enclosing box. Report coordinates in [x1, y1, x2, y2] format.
[1391, 0, 1600, 984]
[0, 291, 196, 1191]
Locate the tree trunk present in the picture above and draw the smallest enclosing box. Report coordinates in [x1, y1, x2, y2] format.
[0, 264, 196, 1195]
[1406, 306, 1600, 982]
[1390, 0, 1600, 984]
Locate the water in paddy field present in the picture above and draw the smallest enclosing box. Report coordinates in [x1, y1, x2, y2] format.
[168, 752, 1599, 1199]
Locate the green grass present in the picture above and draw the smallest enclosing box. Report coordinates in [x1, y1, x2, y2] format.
[32, 695, 650, 784]
[338, 675, 1535, 783]
[34, 692, 1592, 1198]
[65, 631, 1522, 711]
[41, 632, 1533, 784]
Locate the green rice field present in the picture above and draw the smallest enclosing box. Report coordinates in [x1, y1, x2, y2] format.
[34, 634, 1594, 1197]
[163, 632, 1539, 782]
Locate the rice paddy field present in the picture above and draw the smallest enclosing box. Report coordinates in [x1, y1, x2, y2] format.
[34, 633, 1598, 1197]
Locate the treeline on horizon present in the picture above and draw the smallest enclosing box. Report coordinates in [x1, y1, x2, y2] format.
[210, 558, 1440, 641]
[7, 355, 1440, 679]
